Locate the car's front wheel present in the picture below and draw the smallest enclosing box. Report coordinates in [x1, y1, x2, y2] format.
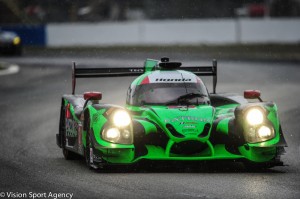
[62, 148, 78, 160]
[85, 129, 97, 169]
[85, 131, 91, 167]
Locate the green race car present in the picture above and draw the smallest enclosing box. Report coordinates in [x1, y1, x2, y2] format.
[56, 57, 287, 170]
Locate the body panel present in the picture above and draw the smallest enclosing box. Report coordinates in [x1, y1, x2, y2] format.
[57, 58, 287, 169]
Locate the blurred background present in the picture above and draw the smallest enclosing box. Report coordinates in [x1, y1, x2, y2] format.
[0, 2, 300, 198]
[1, 0, 300, 23]
[0, 0, 299, 49]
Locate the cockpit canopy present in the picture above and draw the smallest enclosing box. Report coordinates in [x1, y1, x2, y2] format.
[126, 70, 209, 106]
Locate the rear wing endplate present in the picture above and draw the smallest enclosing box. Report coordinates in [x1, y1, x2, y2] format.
[71, 59, 217, 95]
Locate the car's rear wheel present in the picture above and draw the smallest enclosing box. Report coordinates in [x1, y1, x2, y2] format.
[60, 104, 79, 160]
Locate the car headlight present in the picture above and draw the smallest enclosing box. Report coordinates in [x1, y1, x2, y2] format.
[237, 106, 276, 143]
[102, 128, 133, 144]
[113, 110, 131, 127]
[245, 125, 275, 143]
[257, 125, 274, 140]
[246, 108, 264, 126]
[106, 128, 120, 139]
[13, 37, 21, 45]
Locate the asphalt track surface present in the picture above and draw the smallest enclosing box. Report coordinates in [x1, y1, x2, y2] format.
[0, 52, 300, 199]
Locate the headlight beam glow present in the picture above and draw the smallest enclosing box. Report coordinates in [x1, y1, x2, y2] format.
[13, 37, 21, 45]
[246, 108, 264, 126]
[106, 128, 120, 139]
[257, 126, 272, 138]
[113, 110, 131, 127]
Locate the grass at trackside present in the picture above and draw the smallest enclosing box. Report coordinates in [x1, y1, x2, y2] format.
[25, 44, 300, 62]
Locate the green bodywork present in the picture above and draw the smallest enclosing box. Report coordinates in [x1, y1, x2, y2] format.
[61, 59, 285, 166]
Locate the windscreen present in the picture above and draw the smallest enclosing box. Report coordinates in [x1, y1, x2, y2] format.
[130, 83, 209, 105]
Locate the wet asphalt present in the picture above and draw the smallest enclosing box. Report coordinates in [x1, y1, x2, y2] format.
[0, 51, 299, 199]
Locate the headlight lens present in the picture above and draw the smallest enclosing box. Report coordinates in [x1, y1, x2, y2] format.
[246, 108, 264, 126]
[13, 37, 21, 45]
[122, 129, 131, 139]
[257, 125, 273, 139]
[106, 128, 120, 139]
[240, 107, 276, 143]
[245, 125, 275, 143]
[113, 110, 131, 127]
[102, 128, 133, 144]
[101, 110, 133, 144]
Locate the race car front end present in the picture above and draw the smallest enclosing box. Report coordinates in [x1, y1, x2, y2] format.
[233, 102, 286, 166]
[84, 106, 135, 167]
[123, 102, 286, 168]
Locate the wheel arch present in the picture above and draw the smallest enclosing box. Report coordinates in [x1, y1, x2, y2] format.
[57, 98, 66, 148]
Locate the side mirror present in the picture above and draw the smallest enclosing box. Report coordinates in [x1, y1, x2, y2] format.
[84, 92, 102, 101]
[244, 90, 262, 102]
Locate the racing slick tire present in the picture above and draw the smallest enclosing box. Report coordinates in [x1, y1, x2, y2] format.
[84, 126, 96, 169]
[60, 104, 80, 160]
[85, 127, 103, 170]
[85, 131, 91, 169]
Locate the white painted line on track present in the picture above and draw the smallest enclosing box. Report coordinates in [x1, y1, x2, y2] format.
[0, 64, 20, 76]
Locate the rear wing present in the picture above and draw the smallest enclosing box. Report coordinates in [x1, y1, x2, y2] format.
[72, 63, 144, 95]
[182, 59, 217, 94]
[71, 59, 217, 95]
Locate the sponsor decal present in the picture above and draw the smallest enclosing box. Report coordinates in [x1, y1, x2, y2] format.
[182, 124, 198, 134]
[182, 129, 197, 134]
[155, 78, 192, 82]
[183, 125, 196, 129]
[129, 68, 144, 72]
[165, 116, 210, 123]
[147, 71, 197, 83]
[66, 119, 78, 137]
[92, 113, 99, 123]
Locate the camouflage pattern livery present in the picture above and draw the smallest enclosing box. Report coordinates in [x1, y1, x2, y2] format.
[56, 58, 287, 169]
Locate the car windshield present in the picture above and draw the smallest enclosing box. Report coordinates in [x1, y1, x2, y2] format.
[131, 83, 209, 105]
